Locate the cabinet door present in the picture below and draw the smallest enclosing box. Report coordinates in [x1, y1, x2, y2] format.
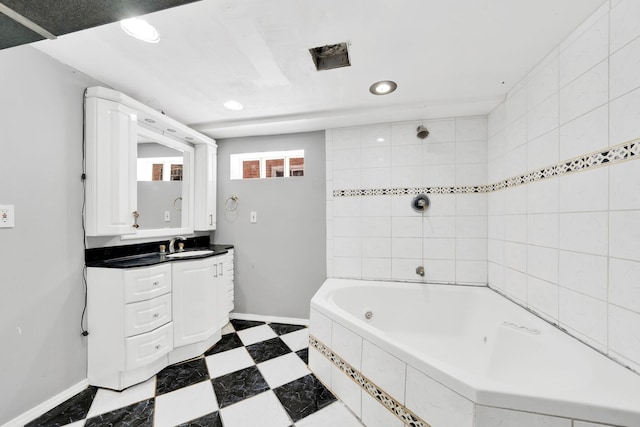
[172, 258, 218, 347]
[85, 97, 138, 236]
[194, 144, 217, 231]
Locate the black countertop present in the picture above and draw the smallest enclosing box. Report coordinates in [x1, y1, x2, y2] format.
[85, 237, 234, 269]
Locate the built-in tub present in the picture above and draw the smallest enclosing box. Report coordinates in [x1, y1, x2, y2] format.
[309, 279, 640, 427]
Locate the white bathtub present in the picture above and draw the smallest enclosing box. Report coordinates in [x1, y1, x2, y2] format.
[309, 278, 640, 427]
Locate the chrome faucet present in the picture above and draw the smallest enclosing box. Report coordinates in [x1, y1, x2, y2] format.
[169, 236, 187, 253]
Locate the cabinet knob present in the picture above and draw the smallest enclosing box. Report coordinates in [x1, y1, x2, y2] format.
[155, 345, 161, 350]
[153, 281, 159, 286]
[153, 313, 159, 318]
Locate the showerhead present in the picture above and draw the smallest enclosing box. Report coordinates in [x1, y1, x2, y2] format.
[416, 125, 429, 139]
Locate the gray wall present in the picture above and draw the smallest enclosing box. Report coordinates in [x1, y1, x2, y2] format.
[0, 46, 101, 424]
[137, 181, 183, 229]
[213, 132, 326, 320]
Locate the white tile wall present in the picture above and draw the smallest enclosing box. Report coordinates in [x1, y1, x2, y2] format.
[559, 104, 608, 160]
[486, 0, 640, 369]
[330, 366, 361, 417]
[360, 392, 404, 427]
[331, 323, 362, 370]
[327, 116, 488, 286]
[361, 341, 406, 404]
[327, 0, 640, 372]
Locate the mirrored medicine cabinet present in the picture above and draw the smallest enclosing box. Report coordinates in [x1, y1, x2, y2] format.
[84, 86, 217, 239]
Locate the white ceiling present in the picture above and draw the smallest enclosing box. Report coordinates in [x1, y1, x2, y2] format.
[33, 0, 605, 139]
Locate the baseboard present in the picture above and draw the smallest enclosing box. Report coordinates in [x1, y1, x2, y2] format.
[230, 312, 309, 326]
[3, 378, 89, 427]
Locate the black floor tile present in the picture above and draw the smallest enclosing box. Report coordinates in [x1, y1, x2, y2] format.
[269, 323, 307, 335]
[175, 410, 223, 427]
[211, 365, 270, 408]
[25, 386, 97, 427]
[84, 398, 154, 427]
[230, 319, 266, 331]
[273, 374, 336, 422]
[246, 337, 293, 363]
[296, 348, 309, 364]
[156, 358, 210, 396]
[204, 332, 243, 356]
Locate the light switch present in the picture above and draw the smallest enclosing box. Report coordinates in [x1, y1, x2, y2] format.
[0, 205, 15, 228]
[250, 211, 257, 223]
[164, 211, 171, 222]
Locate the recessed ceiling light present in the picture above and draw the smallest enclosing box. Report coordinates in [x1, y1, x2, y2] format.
[224, 100, 244, 111]
[144, 118, 155, 123]
[185, 136, 194, 141]
[120, 18, 160, 43]
[369, 80, 397, 95]
[376, 137, 385, 142]
[167, 128, 176, 133]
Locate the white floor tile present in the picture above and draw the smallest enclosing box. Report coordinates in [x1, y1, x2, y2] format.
[295, 401, 363, 427]
[87, 377, 156, 417]
[220, 390, 290, 427]
[205, 346, 255, 378]
[222, 322, 235, 335]
[237, 324, 278, 346]
[257, 353, 310, 389]
[154, 381, 218, 427]
[280, 328, 310, 352]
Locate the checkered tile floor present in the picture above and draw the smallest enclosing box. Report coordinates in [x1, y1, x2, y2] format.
[25, 320, 364, 427]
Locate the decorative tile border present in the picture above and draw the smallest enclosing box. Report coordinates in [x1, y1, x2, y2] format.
[309, 335, 431, 427]
[333, 138, 640, 197]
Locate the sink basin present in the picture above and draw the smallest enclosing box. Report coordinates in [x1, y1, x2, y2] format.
[166, 250, 214, 259]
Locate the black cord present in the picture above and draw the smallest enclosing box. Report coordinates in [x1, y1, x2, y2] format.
[81, 88, 89, 337]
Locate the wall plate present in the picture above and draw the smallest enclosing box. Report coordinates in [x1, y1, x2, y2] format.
[0, 204, 15, 228]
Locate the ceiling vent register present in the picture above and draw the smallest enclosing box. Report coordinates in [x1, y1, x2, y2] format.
[309, 42, 351, 71]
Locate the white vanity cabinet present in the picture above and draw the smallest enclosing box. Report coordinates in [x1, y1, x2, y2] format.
[172, 258, 218, 348]
[194, 144, 217, 231]
[87, 264, 173, 390]
[217, 249, 235, 315]
[87, 250, 234, 390]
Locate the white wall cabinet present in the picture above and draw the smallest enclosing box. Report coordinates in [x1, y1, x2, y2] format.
[194, 144, 217, 231]
[87, 251, 234, 390]
[84, 97, 138, 236]
[84, 86, 217, 238]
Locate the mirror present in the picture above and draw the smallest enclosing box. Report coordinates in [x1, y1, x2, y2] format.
[137, 142, 184, 229]
[124, 126, 195, 239]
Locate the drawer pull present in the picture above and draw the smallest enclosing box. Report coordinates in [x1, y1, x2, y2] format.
[153, 281, 159, 286]
[155, 345, 161, 350]
[153, 313, 159, 318]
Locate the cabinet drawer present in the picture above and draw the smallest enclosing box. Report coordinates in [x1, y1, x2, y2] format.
[123, 264, 171, 303]
[125, 293, 172, 337]
[125, 323, 172, 370]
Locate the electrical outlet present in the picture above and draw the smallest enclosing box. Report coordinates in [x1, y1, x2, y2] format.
[250, 211, 257, 223]
[164, 211, 171, 222]
[0, 205, 15, 228]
